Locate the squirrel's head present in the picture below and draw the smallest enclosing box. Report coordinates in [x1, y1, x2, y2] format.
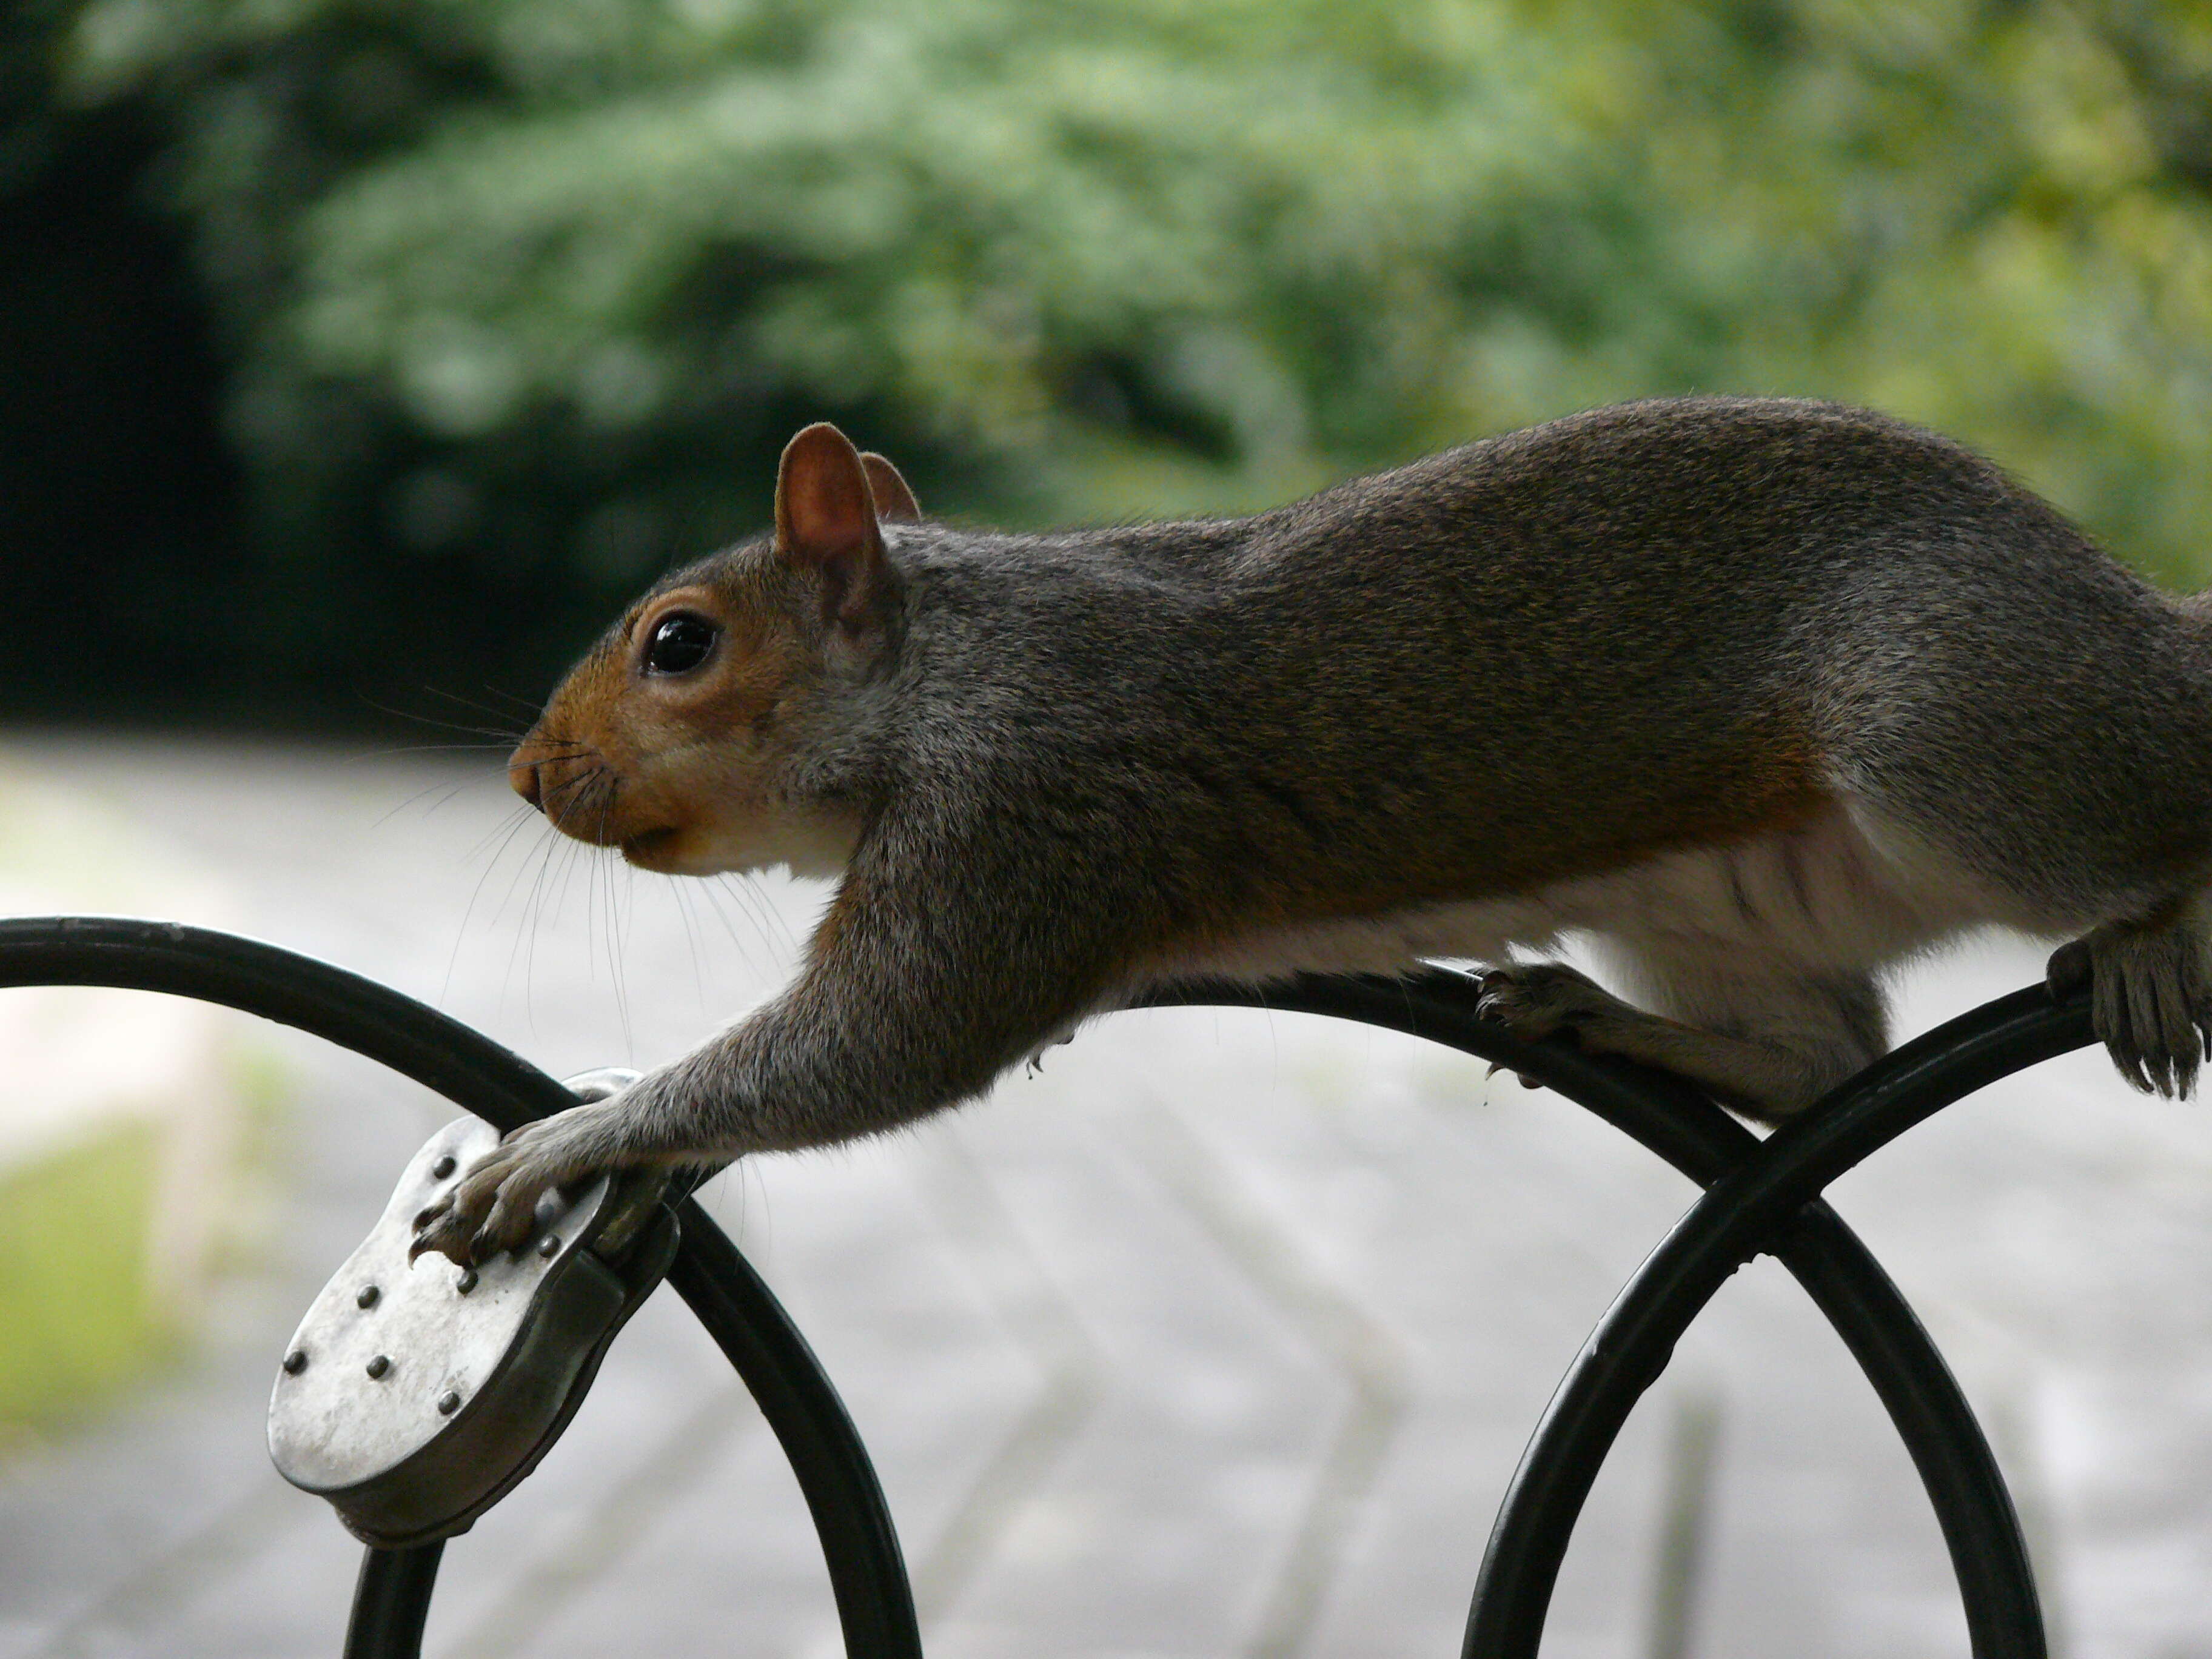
[508, 421, 919, 877]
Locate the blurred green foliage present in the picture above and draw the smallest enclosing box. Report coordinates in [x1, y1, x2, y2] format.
[0, 1120, 161, 1428]
[8, 0, 2212, 720]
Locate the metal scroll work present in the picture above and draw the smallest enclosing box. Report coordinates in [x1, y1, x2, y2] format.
[0, 916, 2097, 1657]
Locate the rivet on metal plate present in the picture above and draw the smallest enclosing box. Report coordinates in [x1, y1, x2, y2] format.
[537, 1234, 561, 1259]
[432, 1155, 457, 1179]
[366, 1355, 392, 1379]
[283, 1350, 308, 1375]
[437, 1390, 462, 1416]
[357, 1285, 380, 1309]
[456, 1270, 478, 1295]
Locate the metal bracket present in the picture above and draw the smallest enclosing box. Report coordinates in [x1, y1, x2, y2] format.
[267, 1070, 678, 1547]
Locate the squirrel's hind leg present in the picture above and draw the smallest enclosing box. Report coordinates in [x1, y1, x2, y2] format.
[2048, 905, 2212, 1098]
[1476, 956, 1887, 1123]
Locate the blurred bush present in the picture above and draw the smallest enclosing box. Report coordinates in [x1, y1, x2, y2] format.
[7, 0, 2212, 724]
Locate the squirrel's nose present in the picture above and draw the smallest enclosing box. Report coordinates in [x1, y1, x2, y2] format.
[510, 757, 545, 810]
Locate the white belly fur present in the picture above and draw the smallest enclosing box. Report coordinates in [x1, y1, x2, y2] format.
[1143, 799, 2021, 993]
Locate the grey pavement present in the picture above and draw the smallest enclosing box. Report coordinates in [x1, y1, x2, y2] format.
[4, 734, 2212, 1657]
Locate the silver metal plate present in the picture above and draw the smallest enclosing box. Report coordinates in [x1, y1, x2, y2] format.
[267, 1064, 676, 1546]
[268, 1116, 612, 1492]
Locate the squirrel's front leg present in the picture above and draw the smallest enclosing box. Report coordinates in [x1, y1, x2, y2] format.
[412, 830, 1134, 1265]
[409, 1002, 853, 1265]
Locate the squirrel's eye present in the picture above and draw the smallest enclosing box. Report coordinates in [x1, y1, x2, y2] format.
[644, 614, 718, 675]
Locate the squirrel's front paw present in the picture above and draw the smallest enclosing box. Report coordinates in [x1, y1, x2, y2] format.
[1474, 962, 1618, 1042]
[409, 1102, 630, 1267]
[2054, 917, 2212, 1099]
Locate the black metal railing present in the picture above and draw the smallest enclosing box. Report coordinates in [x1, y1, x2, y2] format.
[1, 916, 2090, 1657]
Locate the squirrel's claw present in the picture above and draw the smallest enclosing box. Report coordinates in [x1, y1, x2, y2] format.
[2059, 917, 2212, 1102]
[405, 1140, 541, 1267]
[1474, 963, 1612, 1043]
[1478, 965, 1618, 1087]
[409, 1191, 484, 1267]
[408, 1159, 523, 1265]
[408, 1100, 640, 1266]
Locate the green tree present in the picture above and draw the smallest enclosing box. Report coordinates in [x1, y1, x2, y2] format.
[18, 0, 2212, 717]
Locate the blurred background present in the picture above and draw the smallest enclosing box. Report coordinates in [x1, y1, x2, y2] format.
[10, 0, 2212, 724]
[10, 2, 2212, 1656]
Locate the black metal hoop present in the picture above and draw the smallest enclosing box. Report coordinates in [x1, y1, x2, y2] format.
[0, 919, 2080, 1657]
[0, 917, 922, 1659]
[1142, 970, 2055, 1659]
[1457, 980, 2087, 1658]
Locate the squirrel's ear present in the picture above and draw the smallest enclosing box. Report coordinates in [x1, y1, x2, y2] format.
[858, 452, 922, 522]
[776, 423, 888, 632]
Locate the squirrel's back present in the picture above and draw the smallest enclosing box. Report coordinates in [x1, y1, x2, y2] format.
[882, 398, 2212, 925]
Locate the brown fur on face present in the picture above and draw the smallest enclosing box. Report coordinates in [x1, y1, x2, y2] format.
[511, 561, 856, 876]
[511, 424, 916, 877]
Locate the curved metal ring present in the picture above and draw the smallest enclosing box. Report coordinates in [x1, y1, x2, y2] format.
[1141, 969, 2049, 1659]
[1450, 979, 2090, 1658]
[0, 916, 924, 1659]
[1, 917, 2062, 1658]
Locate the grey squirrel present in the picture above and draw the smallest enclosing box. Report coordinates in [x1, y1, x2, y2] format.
[413, 395, 2212, 1264]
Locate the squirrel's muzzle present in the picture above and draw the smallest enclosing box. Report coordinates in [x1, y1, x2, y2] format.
[506, 735, 640, 848]
[508, 733, 590, 817]
[510, 755, 545, 809]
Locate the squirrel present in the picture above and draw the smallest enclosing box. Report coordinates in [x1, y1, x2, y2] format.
[412, 395, 2212, 1265]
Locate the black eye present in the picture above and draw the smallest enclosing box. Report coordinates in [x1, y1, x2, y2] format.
[644, 614, 718, 675]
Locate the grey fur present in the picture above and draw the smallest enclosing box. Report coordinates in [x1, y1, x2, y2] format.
[415, 397, 2212, 1262]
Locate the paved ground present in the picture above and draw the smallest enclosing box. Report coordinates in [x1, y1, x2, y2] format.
[6, 734, 2212, 1658]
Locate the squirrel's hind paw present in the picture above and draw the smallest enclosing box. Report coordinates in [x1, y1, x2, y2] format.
[2054, 916, 2212, 1099]
[1473, 962, 1617, 1042]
